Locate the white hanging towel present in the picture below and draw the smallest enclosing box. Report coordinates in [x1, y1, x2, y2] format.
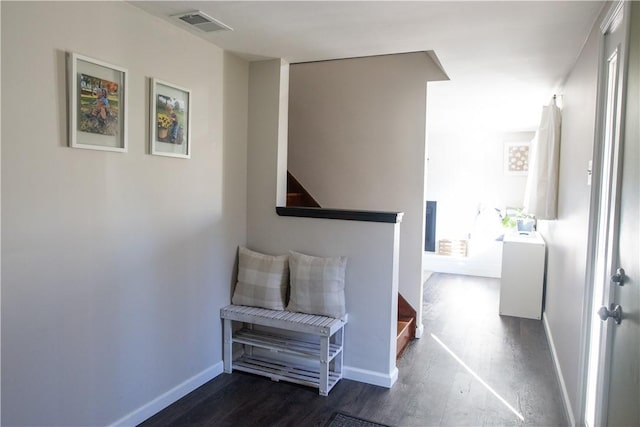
[523, 101, 562, 219]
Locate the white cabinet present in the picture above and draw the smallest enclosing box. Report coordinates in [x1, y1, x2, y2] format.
[499, 232, 546, 320]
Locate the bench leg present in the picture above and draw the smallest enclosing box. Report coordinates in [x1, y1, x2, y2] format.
[223, 318, 233, 373]
[246, 322, 253, 356]
[320, 335, 329, 396]
[333, 327, 344, 378]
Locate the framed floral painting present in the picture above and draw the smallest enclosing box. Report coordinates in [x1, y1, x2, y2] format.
[150, 78, 191, 159]
[504, 142, 529, 175]
[68, 52, 127, 152]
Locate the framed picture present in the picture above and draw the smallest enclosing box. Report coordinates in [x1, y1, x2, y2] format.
[67, 52, 127, 152]
[150, 78, 191, 159]
[504, 142, 529, 175]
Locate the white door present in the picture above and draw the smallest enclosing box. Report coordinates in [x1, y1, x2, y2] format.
[605, 2, 639, 425]
[584, 2, 638, 426]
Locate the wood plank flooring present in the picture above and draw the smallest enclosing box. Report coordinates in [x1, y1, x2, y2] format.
[140, 273, 566, 426]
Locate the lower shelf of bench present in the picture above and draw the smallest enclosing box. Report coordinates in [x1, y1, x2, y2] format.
[233, 328, 342, 361]
[232, 354, 342, 394]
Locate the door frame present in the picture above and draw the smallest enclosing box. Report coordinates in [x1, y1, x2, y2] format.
[577, 1, 631, 425]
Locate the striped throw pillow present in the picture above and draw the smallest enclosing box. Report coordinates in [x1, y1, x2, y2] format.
[232, 247, 289, 310]
[287, 251, 347, 319]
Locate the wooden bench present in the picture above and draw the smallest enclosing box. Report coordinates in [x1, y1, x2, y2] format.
[220, 304, 347, 396]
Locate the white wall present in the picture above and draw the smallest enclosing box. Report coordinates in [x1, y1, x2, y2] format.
[288, 53, 448, 332]
[426, 130, 533, 242]
[538, 13, 601, 424]
[1, 2, 248, 425]
[247, 59, 401, 386]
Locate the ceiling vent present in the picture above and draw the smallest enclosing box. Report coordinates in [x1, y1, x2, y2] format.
[173, 11, 233, 33]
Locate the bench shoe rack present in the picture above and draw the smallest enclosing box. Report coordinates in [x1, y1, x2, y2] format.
[220, 305, 347, 396]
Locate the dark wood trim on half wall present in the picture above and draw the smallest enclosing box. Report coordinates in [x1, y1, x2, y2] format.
[276, 207, 403, 223]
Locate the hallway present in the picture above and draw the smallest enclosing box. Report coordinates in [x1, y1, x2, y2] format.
[141, 273, 565, 426]
[404, 273, 565, 426]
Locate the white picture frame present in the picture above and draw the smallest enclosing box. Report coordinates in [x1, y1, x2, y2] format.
[67, 52, 127, 152]
[504, 142, 529, 175]
[150, 78, 191, 159]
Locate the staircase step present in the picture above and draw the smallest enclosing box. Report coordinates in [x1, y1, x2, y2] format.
[396, 316, 415, 359]
[397, 319, 412, 337]
[397, 294, 417, 360]
[286, 172, 321, 208]
[286, 193, 305, 206]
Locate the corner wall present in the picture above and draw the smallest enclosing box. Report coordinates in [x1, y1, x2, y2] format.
[247, 59, 401, 386]
[1, 2, 248, 425]
[288, 53, 448, 330]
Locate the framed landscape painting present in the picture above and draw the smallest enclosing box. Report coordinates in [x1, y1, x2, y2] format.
[150, 78, 191, 159]
[67, 52, 127, 152]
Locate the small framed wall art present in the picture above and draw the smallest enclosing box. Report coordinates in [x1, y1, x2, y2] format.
[67, 52, 127, 152]
[150, 78, 191, 159]
[504, 142, 529, 175]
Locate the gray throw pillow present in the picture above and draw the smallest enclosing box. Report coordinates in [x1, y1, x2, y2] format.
[287, 250, 347, 319]
[232, 247, 289, 310]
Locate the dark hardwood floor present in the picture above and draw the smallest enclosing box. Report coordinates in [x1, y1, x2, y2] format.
[140, 273, 566, 427]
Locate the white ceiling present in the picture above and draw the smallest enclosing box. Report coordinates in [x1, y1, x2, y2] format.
[131, 1, 604, 131]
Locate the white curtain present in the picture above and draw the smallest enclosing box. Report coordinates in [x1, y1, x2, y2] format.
[523, 100, 562, 220]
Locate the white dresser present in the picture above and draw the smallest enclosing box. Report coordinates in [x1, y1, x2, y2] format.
[499, 232, 546, 320]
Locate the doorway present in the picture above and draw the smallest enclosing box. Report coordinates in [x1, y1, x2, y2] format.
[582, 2, 636, 426]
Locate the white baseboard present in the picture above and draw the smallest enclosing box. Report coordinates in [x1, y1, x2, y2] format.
[543, 313, 576, 426]
[110, 361, 224, 427]
[343, 365, 398, 388]
[415, 323, 424, 339]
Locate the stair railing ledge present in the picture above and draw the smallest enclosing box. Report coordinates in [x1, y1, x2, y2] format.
[276, 206, 404, 224]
